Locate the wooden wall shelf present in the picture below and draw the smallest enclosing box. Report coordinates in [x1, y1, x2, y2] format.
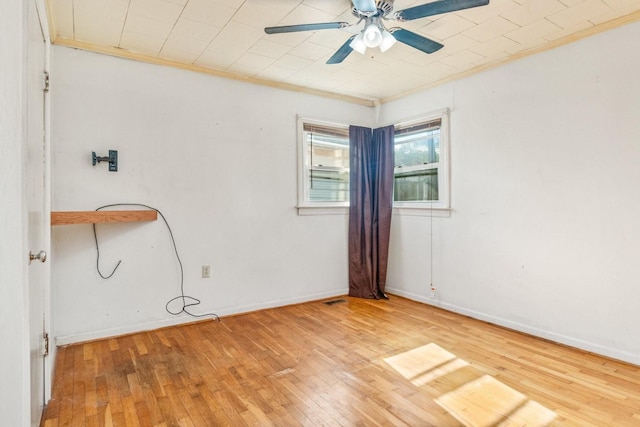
[51, 210, 157, 226]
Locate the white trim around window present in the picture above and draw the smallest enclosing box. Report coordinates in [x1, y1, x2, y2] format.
[296, 116, 350, 214]
[391, 108, 451, 215]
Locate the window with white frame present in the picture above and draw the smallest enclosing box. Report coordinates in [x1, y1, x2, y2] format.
[298, 119, 350, 207]
[297, 110, 449, 212]
[393, 112, 449, 209]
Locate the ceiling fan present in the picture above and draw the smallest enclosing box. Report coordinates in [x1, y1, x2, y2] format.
[265, 0, 490, 64]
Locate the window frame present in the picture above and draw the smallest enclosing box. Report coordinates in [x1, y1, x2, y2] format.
[297, 116, 350, 215]
[392, 109, 451, 216]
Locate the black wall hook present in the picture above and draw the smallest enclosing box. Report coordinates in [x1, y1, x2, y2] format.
[92, 150, 118, 172]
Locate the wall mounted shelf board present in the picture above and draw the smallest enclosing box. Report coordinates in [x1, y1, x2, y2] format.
[51, 210, 157, 225]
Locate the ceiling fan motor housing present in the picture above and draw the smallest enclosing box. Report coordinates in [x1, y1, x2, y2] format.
[352, 0, 395, 18]
[377, 0, 395, 17]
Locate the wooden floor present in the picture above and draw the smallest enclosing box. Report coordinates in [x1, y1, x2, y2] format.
[42, 296, 640, 426]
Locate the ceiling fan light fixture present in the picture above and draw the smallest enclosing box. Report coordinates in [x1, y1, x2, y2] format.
[379, 30, 396, 52]
[349, 33, 367, 54]
[363, 23, 382, 48]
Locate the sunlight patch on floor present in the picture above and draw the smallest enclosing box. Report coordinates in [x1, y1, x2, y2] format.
[384, 343, 557, 427]
[383, 342, 469, 386]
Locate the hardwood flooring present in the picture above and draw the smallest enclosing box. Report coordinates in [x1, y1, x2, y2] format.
[42, 296, 640, 426]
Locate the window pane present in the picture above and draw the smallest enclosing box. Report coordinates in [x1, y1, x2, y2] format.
[309, 168, 349, 202]
[394, 168, 439, 202]
[308, 134, 349, 169]
[303, 125, 349, 203]
[394, 129, 440, 168]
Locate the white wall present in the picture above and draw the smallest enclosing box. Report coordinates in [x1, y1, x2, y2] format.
[0, 0, 30, 425]
[51, 46, 372, 344]
[382, 22, 640, 365]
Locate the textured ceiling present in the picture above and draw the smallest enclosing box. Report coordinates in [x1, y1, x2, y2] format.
[47, 0, 640, 105]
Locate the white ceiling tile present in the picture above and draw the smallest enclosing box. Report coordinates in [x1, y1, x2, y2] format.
[463, 16, 521, 42]
[469, 35, 523, 57]
[271, 54, 314, 71]
[396, 47, 445, 67]
[291, 62, 332, 79]
[558, 0, 588, 6]
[302, 0, 351, 16]
[73, 0, 128, 11]
[171, 18, 221, 42]
[547, 0, 614, 29]
[50, 0, 74, 39]
[281, 4, 341, 25]
[439, 49, 486, 69]
[262, 31, 312, 48]
[411, 61, 460, 87]
[122, 13, 175, 39]
[234, 1, 298, 29]
[258, 65, 298, 80]
[226, 62, 265, 77]
[601, 0, 640, 13]
[422, 14, 477, 40]
[250, 39, 294, 58]
[501, 0, 567, 26]
[119, 31, 165, 56]
[74, 6, 127, 46]
[439, 33, 480, 55]
[210, 21, 264, 52]
[455, 0, 521, 24]
[158, 49, 201, 64]
[233, 52, 277, 69]
[543, 20, 594, 41]
[164, 0, 188, 6]
[288, 42, 335, 61]
[239, 0, 306, 26]
[505, 18, 563, 47]
[195, 21, 265, 69]
[306, 29, 354, 49]
[196, 45, 239, 69]
[128, 0, 183, 23]
[161, 33, 210, 56]
[182, 0, 240, 27]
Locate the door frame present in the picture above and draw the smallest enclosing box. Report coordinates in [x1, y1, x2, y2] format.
[27, 0, 52, 424]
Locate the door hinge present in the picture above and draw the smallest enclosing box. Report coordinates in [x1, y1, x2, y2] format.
[43, 71, 49, 93]
[43, 332, 49, 357]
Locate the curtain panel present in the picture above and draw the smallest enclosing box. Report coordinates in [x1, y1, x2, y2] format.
[348, 125, 395, 299]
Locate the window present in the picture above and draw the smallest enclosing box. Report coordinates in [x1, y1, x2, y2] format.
[393, 112, 449, 210]
[297, 110, 449, 214]
[297, 118, 350, 209]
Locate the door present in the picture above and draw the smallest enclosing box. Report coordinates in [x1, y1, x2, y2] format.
[27, 0, 51, 425]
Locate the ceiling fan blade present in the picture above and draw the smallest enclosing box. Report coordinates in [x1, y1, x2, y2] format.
[390, 28, 444, 54]
[395, 0, 490, 21]
[326, 35, 356, 64]
[352, 0, 377, 13]
[265, 22, 349, 34]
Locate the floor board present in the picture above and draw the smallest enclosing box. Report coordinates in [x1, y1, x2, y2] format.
[42, 295, 640, 426]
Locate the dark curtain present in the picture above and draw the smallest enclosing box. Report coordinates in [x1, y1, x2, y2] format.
[348, 125, 395, 299]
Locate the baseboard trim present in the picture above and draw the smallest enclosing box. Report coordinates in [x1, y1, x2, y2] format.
[386, 287, 640, 366]
[55, 288, 346, 346]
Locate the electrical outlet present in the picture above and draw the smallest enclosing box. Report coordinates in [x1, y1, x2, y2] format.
[429, 286, 437, 299]
[202, 265, 210, 278]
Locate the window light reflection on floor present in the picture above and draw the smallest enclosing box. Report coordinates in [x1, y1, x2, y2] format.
[383, 343, 557, 427]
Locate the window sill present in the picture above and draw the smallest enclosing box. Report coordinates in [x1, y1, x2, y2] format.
[297, 205, 349, 216]
[297, 205, 451, 217]
[393, 206, 451, 217]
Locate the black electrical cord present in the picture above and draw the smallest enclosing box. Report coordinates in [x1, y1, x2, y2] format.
[93, 203, 220, 321]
